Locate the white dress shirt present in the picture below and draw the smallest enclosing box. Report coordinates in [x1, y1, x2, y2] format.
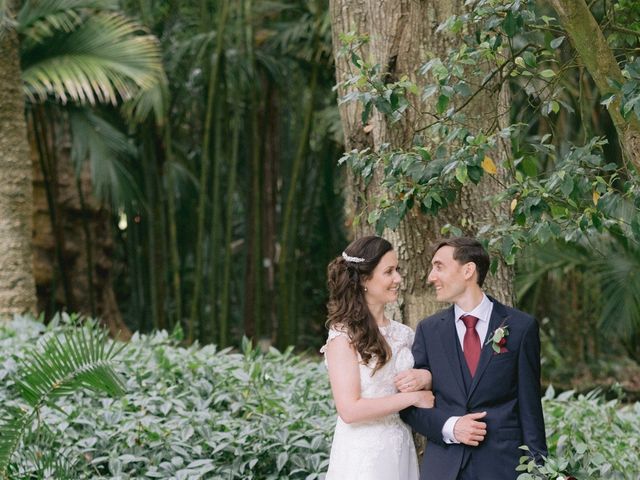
[442, 294, 494, 444]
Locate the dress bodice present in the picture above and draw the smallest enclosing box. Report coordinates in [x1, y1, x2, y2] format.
[320, 320, 420, 480]
[321, 320, 415, 398]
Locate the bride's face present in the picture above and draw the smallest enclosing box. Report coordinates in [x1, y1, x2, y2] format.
[363, 250, 402, 306]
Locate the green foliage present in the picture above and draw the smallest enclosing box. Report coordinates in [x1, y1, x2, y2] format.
[517, 387, 640, 480]
[335, 0, 640, 362]
[614, 58, 640, 121]
[0, 317, 333, 479]
[0, 314, 126, 478]
[2, 318, 639, 478]
[19, 1, 164, 105]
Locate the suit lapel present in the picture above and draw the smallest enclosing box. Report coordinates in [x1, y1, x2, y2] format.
[435, 307, 467, 399]
[467, 299, 508, 399]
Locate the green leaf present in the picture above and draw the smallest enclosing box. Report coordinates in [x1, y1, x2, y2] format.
[423, 85, 438, 99]
[21, 12, 164, 106]
[521, 157, 538, 177]
[550, 36, 565, 49]
[436, 94, 449, 114]
[455, 164, 468, 184]
[523, 51, 537, 68]
[503, 11, 519, 38]
[539, 69, 556, 78]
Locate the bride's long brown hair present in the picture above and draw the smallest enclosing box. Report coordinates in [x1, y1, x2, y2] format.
[326, 236, 393, 374]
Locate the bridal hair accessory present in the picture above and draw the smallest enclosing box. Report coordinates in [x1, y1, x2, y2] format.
[342, 251, 365, 263]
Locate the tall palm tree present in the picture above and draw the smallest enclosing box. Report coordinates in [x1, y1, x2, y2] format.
[14, 0, 164, 334]
[0, 0, 38, 318]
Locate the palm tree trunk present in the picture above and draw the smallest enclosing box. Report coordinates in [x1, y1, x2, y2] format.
[142, 128, 160, 330]
[243, 0, 264, 340]
[0, 15, 37, 317]
[278, 62, 320, 349]
[75, 174, 96, 317]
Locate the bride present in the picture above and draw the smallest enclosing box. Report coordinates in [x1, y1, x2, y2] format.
[321, 236, 433, 480]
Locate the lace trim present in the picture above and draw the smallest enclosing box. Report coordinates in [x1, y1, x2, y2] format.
[320, 326, 350, 355]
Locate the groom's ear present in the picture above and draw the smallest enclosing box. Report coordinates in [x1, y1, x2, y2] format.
[462, 262, 477, 281]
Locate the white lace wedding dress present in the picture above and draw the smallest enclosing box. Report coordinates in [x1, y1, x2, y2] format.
[320, 320, 419, 480]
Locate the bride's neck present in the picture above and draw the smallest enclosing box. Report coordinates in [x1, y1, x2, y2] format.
[368, 304, 387, 326]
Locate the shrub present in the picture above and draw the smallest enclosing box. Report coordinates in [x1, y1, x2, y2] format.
[0, 316, 333, 479]
[517, 387, 640, 479]
[2, 316, 638, 479]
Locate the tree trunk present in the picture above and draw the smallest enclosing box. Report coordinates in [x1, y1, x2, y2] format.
[547, 0, 640, 173]
[0, 19, 38, 318]
[330, 0, 514, 329]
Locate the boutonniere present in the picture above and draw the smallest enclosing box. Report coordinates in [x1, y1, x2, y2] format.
[485, 322, 509, 354]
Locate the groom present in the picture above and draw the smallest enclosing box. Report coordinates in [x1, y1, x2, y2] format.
[400, 237, 547, 480]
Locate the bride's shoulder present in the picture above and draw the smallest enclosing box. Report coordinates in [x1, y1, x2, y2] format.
[320, 324, 351, 354]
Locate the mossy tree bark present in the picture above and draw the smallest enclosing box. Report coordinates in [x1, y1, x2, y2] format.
[548, 0, 640, 172]
[329, 0, 514, 328]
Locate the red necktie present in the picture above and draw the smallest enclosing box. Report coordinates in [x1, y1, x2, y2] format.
[461, 314, 480, 376]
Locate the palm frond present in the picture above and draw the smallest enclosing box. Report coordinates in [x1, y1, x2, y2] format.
[121, 74, 168, 125]
[0, 407, 29, 477]
[596, 242, 640, 336]
[7, 429, 79, 480]
[17, 0, 118, 34]
[22, 12, 163, 105]
[17, 0, 118, 43]
[14, 325, 126, 408]
[68, 107, 144, 209]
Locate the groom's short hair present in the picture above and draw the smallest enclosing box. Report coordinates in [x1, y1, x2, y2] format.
[433, 237, 490, 287]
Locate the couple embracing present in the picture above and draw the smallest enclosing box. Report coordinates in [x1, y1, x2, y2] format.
[321, 236, 547, 480]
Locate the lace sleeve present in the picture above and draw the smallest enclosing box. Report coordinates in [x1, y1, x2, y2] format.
[320, 327, 349, 354]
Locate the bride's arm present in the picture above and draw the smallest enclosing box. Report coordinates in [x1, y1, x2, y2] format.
[325, 334, 432, 424]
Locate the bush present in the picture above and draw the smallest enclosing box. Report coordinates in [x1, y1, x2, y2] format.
[517, 387, 640, 479]
[0, 316, 333, 479]
[2, 316, 638, 479]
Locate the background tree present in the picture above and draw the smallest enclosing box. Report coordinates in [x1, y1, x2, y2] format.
[332, 0, 640, 388]
[329, 0, 514, 327]
[0, 0, 37, 318]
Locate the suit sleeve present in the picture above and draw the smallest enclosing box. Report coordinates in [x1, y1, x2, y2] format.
[399, 320, 451, 446]
[517, 318, 548, 460]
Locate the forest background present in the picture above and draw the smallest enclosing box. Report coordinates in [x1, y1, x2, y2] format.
[2, 0, 640, 400]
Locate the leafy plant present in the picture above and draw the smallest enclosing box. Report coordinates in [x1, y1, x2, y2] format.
[0, 316, 333, 479]
[517, 387, 640, 479]
[2, 317, 637, 479]
[0, 315, 126, 478]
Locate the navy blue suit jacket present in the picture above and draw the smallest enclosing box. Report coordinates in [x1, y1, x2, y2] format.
[400, 297, 547, 480]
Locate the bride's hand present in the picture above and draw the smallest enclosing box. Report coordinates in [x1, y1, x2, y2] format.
[412, 390, 435, 408]
[394, 369, 432, 392]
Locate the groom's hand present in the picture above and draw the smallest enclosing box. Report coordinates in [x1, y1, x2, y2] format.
[453, 412, 487, 446]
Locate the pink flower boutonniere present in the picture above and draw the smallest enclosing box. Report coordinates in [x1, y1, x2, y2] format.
[485, 323, 509, 354]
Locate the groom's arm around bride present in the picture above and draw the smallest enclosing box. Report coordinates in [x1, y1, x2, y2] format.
[400, 237, 547, 480]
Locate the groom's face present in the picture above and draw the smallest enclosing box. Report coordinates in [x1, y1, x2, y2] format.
[428, 246, 468, 303]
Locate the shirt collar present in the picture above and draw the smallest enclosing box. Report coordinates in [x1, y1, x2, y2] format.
[454, 293, 492, 324]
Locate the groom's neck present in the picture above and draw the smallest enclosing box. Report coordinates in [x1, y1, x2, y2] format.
[453, 286, 485, 313]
